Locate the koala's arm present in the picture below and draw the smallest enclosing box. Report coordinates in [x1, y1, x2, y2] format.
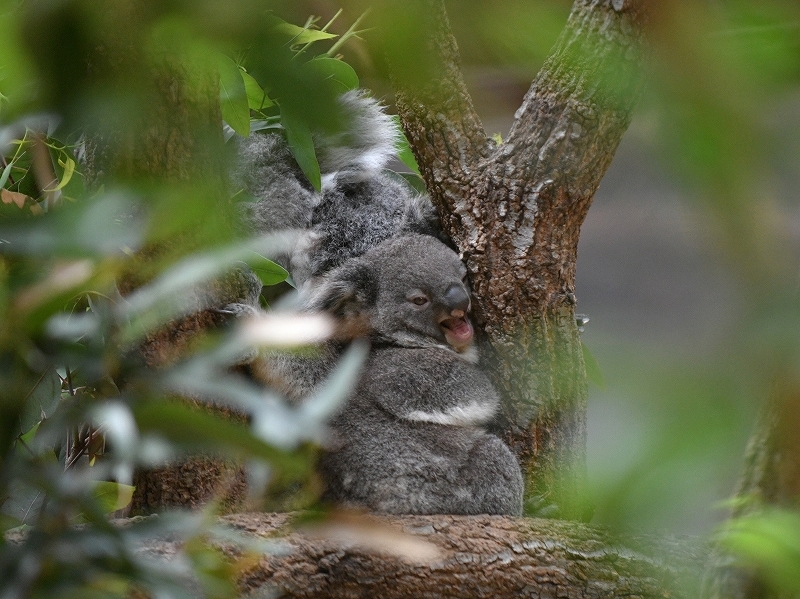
[362, 347, 499, 426]
[249, 343, 340, 403]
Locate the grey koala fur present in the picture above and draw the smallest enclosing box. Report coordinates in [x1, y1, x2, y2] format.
[231, 90, 442, 288]
[234, 92, 522, 516]
[301, 234, 524, 516]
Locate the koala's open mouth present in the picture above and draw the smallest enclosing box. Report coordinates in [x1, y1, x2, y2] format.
[439, 315, 474, 349]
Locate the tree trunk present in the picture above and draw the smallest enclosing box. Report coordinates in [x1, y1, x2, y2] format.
[388, 0, 647, 518]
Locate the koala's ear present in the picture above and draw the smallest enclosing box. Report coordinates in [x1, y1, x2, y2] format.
[303, 260, 378, 317]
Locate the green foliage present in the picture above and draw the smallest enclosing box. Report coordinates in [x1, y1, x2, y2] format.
[2, 0, 799, 596]
[0, 3, 374, 598]
[218, 54, 250, 137]
[719, 508, 800, 594]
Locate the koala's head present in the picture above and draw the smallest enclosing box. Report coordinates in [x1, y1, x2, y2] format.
[303, 234, 475, 354]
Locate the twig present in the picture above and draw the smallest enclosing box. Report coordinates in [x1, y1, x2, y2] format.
[327, 10, 370, 57]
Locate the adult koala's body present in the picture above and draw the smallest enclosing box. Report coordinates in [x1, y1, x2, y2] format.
[307, 235, 523, 516]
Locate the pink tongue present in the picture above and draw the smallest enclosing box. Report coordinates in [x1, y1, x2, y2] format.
[448, 318, 473, 342]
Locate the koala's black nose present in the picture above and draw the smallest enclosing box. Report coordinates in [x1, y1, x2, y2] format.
[443, 283, 470, 313]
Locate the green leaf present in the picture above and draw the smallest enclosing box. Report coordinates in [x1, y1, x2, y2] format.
[0, 192, 144, 256]
[18, 422, 40, 447]
[91, 481, 135, 514]
[392, 116, 420, 175]
[241, 70, 273, 111]
[46, 154, 75, 192]
[721, 509, 800, 595]
[1, 480, 44, 526]
[19, 369, 62, 434]
[247, 253, 288, 286]
[133, 400, 310, 476]
[0, 514, 23, 534]
[273, 22, 338, 45]
[0, 158, 14, 189]
[119, 236, 288, 343]
[397, 172, 426, 194]
[581, 342, 605, 389]
[280, 108, 321, 191]
[303, 57, 359, 94]
[218, 54, 250, 136]
[300, 341, 367, 422]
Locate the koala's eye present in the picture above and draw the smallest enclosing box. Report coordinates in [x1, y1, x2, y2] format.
[409, 295, 429, 307]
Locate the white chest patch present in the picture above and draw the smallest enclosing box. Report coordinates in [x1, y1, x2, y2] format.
[403, 400, 497, 426]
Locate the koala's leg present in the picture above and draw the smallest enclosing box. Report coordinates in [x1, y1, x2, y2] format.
[459, 433, 524, 516]
[366, 431, 523, 517]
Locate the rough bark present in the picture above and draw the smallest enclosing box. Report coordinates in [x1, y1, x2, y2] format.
[131, 512, 702, 599]
[390, 0, 647, 518]
[233, 515, 699, 599]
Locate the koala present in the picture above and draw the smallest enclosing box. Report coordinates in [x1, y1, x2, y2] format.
[234, 90, 523, 515]
[231, 90, 442, 288]
[303, 234, 524, 516]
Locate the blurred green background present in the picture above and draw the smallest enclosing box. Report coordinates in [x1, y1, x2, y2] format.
[2, 0, 800, 597]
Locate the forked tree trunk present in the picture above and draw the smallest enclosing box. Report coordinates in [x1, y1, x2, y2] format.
[84, 2, 709, 596]
[388, 0, 647, 519]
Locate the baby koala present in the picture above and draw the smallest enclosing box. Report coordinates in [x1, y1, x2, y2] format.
[308, 234, 524, 516]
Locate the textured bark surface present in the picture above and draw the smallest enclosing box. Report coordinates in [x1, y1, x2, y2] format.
[391, 0, 646, 517]
[129, 512, 702, 598]
[138, 512, 698, 599]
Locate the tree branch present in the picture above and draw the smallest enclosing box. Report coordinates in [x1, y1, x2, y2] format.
[389, 0, 647, 518]
[203, 513, 700, 599]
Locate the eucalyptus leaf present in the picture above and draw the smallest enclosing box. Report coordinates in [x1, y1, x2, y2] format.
[721, 509, 800, 594]
[250, 118, 282, 134]
[0, 158, 14, 189]
[0, 191, 144, 256]
[18, 369, 62, 435]
[303, 57, 359, 94]
[218, 54, 250, 137]
[1, 480, 44, 526]
[119, 235, 288, 343]
[280, 108, 321, 191]
[300, 340, 368, 422]
[241, 70, 274, 111]
[392, 116, 420, 175]
[46, 154, 75, 192]
[581, 342, 605, 389]
[91, 481, 135, 514]
[273, 22, 338, 45]
[250, 341, 368, 448]
[248, 253, 288, 286]
[397, 172, 426, 194]
[132, 400, 309, 476]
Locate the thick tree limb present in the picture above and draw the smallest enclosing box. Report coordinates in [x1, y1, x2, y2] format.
[198, 512, 701, 599]
[390, 0, 646, 518]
